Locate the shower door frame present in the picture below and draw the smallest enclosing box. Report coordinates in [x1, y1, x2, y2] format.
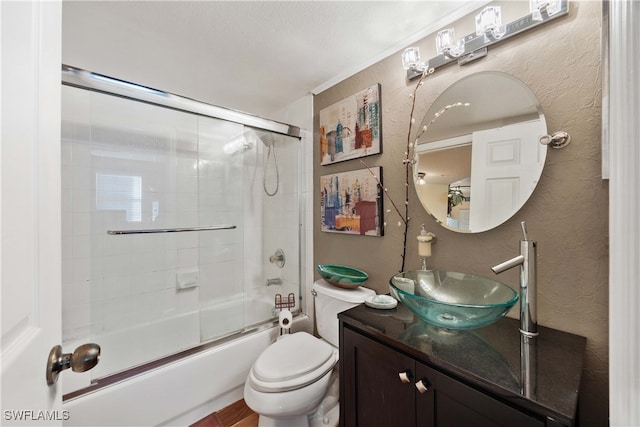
[61, 65, 304, 400]
[62, 65, 300, 139]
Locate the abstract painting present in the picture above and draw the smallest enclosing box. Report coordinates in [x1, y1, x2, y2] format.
[319, 84, 381, 165]
[320, 167, 383, 236]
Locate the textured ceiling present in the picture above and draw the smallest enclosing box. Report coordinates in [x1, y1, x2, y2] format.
[62, 1, 488, 118]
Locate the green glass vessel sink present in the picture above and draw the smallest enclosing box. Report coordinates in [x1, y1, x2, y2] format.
[389, 270, 518, 330]
[317, 264, 368, 289]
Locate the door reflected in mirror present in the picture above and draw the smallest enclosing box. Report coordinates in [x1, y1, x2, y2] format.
[415, 71, 547, 233]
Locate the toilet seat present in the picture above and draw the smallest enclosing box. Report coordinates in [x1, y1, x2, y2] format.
[248, 332, 337, 393]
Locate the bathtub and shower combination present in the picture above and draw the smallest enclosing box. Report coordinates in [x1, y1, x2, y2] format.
[60, 66, 308, 426]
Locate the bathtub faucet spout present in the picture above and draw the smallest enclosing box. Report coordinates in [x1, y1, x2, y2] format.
[265, 278, 282, 286]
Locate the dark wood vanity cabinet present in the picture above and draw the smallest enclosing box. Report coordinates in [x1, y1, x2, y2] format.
[339, 304, 585, 427]
[341, 327, 416, 427]
[341, 327, 543, 427]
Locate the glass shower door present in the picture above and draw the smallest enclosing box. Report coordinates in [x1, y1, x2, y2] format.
[61, 85, 247, 387]
[61, 78, 301, 395]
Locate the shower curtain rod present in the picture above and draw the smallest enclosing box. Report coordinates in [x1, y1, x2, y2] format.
[61, 65, 301, 139]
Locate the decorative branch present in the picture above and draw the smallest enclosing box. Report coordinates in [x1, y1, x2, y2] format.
[414, 101, 470, 143]
[359, 159, 407, 229]
[362, 67, 470, 273]
[398, 68, 435, 271]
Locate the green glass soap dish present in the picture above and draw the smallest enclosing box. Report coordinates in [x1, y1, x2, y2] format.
[316, 264, 368, 289]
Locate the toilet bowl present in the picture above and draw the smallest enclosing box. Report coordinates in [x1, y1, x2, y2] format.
[244, 332, 336, 425]
[244, 280, 375, 427]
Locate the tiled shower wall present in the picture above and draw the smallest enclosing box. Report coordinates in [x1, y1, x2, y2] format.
[61, 86, 301, 360]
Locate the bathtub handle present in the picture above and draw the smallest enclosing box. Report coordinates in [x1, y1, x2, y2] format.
[46, 343, 101, 386]
[269, 249, 285, 268]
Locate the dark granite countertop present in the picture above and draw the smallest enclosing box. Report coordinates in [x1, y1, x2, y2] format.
[339, 303, 586, 425]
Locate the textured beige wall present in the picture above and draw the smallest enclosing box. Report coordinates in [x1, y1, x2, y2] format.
[313, 2, 607, 425]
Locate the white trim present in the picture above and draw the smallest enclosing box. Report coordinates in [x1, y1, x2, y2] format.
[310, 1, 491, 95]
[608, 1, 640, 425]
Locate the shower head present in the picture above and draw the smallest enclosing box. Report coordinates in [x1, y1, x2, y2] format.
[248, 128, 277, 147]
[222, 135, 253, 156]
[222, 129, 278, 156]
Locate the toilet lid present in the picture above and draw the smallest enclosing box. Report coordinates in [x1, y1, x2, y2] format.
[254, 332, 333, 382]
[249, 332, 337, 392]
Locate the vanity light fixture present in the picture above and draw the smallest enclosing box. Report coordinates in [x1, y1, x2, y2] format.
[402, 47, 429, 74]
[402, 0, 569, 80]
[475, 6, 506, 42]
[436, 28, 466, 59]
[530, 0, 563, 20]
[401, 47, 419, 69]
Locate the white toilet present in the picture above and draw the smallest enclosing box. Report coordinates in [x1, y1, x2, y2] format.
[244, 280, 375, 427]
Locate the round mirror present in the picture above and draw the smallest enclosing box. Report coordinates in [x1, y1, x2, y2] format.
[414, 71, 547, 233]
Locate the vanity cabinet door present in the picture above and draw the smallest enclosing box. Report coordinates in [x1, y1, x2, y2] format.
[415, 362, 544, 427]
[341, 327, 422, 427]
[341, 326, 545, 427]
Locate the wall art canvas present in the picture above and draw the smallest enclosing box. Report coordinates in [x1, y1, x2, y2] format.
[320, 167, 383, 236]
[319, 84, 381, 165]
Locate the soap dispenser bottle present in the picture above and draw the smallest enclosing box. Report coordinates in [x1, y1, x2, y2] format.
[417, 224, 436, 270]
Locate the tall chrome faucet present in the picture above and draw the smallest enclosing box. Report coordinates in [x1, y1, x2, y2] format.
[491, 222, 538, 338]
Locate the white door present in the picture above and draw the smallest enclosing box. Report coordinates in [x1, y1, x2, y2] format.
[470, 121, 545, 231]
[1, 1, 64, 424]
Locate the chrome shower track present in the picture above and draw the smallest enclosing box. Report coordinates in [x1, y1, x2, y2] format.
[61, 64, 301, 139]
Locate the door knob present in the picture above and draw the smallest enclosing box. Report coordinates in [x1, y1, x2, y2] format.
[415, 379, 429, 393]
[398, 371, 411, 383]
[46, 343, 101, 386]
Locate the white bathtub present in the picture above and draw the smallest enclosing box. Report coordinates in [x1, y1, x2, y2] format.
[63, 296, 310, 426]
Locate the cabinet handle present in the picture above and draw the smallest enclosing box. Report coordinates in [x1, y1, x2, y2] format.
[415, 380, 429, 394]
[398, 371, 411, 383]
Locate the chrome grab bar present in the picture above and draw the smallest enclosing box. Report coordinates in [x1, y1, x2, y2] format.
[107, 225, 236, 235]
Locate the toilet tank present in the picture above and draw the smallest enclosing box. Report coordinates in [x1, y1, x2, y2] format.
[313, 280, 376, 347]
